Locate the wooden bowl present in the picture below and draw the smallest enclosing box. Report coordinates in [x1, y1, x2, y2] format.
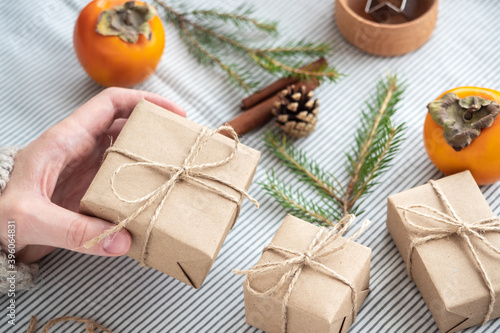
[335, 0, 439, 56]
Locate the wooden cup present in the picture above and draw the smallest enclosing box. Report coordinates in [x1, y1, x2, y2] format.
[335, 0, 439, 56]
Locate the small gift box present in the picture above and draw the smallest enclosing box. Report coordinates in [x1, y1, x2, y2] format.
[80, 99, 260, 289]
[387, 171, 500, 332]
[235, 214, 371, 333]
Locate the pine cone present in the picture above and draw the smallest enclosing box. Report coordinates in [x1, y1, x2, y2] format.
[272, 85, 319, 138]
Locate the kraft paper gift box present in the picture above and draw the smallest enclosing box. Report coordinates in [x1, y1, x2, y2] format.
[238, 215, 371, 333]
[387, 171, 500, 332]
[80, 99, 260, 289]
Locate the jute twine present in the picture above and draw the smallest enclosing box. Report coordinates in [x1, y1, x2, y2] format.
[234, 214, 370, 333]
[27, 316, 112, 333]
[397, 179, 500, 325]
[83, 125, 259, 266]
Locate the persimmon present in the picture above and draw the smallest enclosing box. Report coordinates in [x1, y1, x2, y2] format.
[423, 87, 500, 185]
[74, 0, 165, 87]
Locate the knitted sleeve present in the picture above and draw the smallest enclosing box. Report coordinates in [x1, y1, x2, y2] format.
[0, 147, 39, 294]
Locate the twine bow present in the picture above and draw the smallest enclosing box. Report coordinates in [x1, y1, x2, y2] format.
[397, 179, 500, 325]
[84, 125, 259, 265]
[234, 215, 370, 333]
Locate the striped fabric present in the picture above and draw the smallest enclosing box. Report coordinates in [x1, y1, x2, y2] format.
[1, 0, 500, 332]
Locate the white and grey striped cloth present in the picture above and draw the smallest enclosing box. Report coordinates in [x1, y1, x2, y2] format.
[2, 0, 500, 332]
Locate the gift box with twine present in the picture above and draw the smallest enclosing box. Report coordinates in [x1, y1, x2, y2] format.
[235, 214, 371, 333]
[80, 99, 260, 289]
[387, 171, 500, 332]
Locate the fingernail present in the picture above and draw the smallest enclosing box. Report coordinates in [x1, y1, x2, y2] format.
[102, 232, 131, 255]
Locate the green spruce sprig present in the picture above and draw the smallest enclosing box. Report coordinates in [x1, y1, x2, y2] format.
[190, 7, 278, 34]
[153, 0, 339, 90]
[263, 74, 406, 227]
[263, 171, 344, 226]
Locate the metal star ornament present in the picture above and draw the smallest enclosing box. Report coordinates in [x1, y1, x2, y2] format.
[365, 0, 418, 22]
[365, 0, 407, 14]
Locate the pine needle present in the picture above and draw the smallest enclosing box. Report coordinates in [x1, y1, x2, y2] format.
[263, 74, 406, 227]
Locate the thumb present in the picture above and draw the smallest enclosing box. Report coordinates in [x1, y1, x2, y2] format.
[33, 202, 132, 256]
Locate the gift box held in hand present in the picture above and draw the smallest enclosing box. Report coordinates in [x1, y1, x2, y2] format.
[387, 171, 500, 332]
[80, 99, 260, 289]
[235, 214, 371, 333]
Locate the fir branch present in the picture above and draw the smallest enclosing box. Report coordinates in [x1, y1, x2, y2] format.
[190, 7, 277, 34]
[250, 53, 339, 81]
[262, 74, 405, 227]
[153, 0, 339, 90]
[176, 18, 252, 89]
[256, 41, 331, 58]
[262, 172, 342, 227]
[348, 127, 396, 212]
[344, 74, 405, 214]
[182, 18, 250, 52]
[264, 130, 344, 204]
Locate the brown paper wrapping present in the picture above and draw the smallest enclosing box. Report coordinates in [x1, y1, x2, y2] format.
[243, 215, 371, 333]
[80, 99, 260, 289]
[387, 171, 500, 332]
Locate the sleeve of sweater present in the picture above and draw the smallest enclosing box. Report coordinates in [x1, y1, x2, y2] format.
[0, 146, 39, 294]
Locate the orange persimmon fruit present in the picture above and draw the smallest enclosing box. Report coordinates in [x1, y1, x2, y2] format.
[74, 0, 165, 87]
[423, 87, 500, 185]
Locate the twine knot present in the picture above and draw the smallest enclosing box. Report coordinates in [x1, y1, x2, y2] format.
[177, 166, 190, 179]
[83, 125, 259, 266]
[456, 224, 471, 237]
[234, 215, 370, 333]
[302, 251, 313, 265]
[397, 179, 500, 325]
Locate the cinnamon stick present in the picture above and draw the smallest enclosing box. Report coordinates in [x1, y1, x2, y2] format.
[222, 78, 320, 138]
[241, 58, 327, 110]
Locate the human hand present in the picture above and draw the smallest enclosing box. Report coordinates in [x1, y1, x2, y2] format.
[0, 88, 186, 263]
